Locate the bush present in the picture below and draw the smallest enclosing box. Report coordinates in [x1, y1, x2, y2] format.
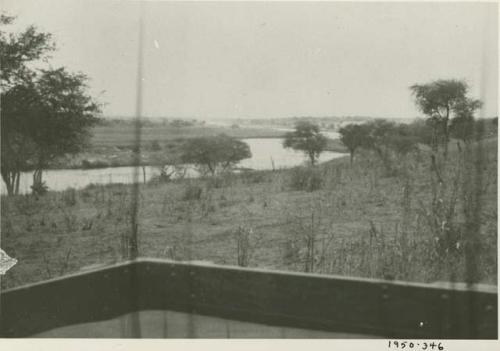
[206, 173, 234, 189]
[288, 166, 323, 192]
[30, 181, 49, 196]
[240, 171, 267, 184]
[81, 159, 110, 169]
[62, 188, 77, 206]
[150, 140, 162, 151]
[183, 183, 203, 200]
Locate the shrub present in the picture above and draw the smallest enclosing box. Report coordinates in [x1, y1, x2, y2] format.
[31, 181, 49, 196]
[150, 140, 161, 151]
[288, 166, 323, 192]
[183, 183, 203, 200]
[81, 159, 110, 169]
[206, 173, 234, 189]
[240, 171, 267, 184]
[62, 188, 77, 206]
[233, 225, 262, 267]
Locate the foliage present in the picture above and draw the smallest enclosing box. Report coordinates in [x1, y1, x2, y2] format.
[384, 123, 419, 156]
[81, 159, 110, 169]
[338, 123, 369, 164]
[180, 134, 251, 176]
[410, 79, 482, 154]
[1, 16, 54, 195]
[1, 16, 101, 195]
[30, 180, 49, 196]
[0, 14, 55, 88]
[449, 115, 476, 144]
[170, 119, 195, 128]
[150, 140, 162, 151]
[407, 118, 438, 147]
[233, 225, 262, 267]
[359, 120, 419, 175]
[182, 183, 203, 201]
[150, 153, 187, 182]
[449, 99, 485, 143]
[289, 166, 323, 192]
[283, 121, 328, 165]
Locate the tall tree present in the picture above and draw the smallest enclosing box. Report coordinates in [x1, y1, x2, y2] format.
[1, 15, 54, 195]
[1, 15, 101, 195]
[283, 121, 328, 166]
[410, 79, 481, 156]
[338, 124, 368, 165]
[28, 68, 101, 190]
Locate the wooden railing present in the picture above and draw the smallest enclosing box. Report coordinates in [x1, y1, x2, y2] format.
[0, 258, 497, 338]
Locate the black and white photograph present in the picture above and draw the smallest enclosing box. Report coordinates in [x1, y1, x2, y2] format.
[0, 0, 497, 342]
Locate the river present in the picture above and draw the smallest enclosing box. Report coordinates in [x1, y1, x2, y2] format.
[1, 138, 345, 195]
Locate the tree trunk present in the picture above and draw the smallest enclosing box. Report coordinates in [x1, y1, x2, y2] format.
[32, 168, 45, 194]
[309, 152, 316, 166]
[33, 168, 43, 186]
[14, 172, 20, 194]
[2, 172, 14, 196]
[1, 170, 20, 196]
[350, 152, 354, 165]
[443, 107, 450, 158]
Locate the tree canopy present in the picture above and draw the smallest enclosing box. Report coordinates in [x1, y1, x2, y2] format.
[180, 134, 251, 176]
[340, 119, 419, 174]
[283, 121, 328, 166]
[338, 124, 368, 164]
[410, 79, 481, 154]
[1, 15, 101, 195]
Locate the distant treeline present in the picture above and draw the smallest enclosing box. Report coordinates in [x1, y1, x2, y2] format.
[99, 117, 206, 128]
[223, 116, 396, 129]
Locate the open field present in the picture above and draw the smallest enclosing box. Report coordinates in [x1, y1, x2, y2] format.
[90, 124, 286, 147]
[1, 137, 496, 290]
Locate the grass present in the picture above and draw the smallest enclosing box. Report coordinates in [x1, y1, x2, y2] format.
[1, 137, 497, 290]
[90, 124, 286, 147]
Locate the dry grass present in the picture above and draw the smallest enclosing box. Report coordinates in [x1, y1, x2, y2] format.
[1, 138, 497, 289]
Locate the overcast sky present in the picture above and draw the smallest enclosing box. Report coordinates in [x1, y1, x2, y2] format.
[2, 0, 498, 119]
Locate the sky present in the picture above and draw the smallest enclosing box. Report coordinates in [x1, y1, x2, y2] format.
[2, 0, 498, 120]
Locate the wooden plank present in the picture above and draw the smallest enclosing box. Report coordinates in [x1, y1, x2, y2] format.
[0, 262, 139, 337]
[0, 259, 497, 338]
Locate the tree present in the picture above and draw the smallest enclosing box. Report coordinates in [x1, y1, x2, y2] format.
[385, 123, 419, 156]
[1, 15, 101, 195]
[1, 15, 54, 195]
[449, 98, 483, 144]
[410, 79, 481, 156]
[283, 121, 328, 166]
[180, 134, 251, 176]
[28, 68, 101, 189]
[361, 119, 418, 175]
[407, 118, 436, 148]
[338, 124, 368, 165]
[0, 14, 54, 88]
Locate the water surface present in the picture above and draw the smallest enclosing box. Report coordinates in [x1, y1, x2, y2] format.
[1, 138, 345, 195]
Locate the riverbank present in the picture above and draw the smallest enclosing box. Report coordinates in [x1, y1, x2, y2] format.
[2, 138, 496, 290]
[47, 124, 347, 170]
[3, 139, 346, 194]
